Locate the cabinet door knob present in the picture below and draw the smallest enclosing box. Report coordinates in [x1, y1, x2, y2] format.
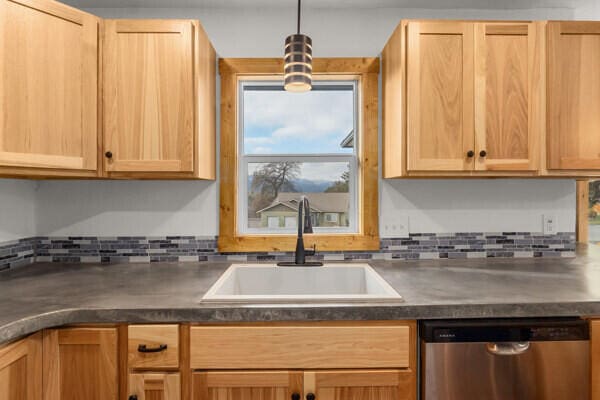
[105, 151, 113, 159]
[479, 150, 487, 157]
[466, 150, 475, 158]
[306, 394, 316, 400]
[128, 396, 138, 400]
[291, 394, 301, 400]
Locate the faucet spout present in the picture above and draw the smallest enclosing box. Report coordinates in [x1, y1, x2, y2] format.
[278, 195, 323, 267]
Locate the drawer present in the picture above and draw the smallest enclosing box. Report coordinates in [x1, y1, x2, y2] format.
[190, 322, 412, 369]
[128, 325, 179, 369]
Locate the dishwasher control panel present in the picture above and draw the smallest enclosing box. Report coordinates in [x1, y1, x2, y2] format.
[421, 318, 589, 343]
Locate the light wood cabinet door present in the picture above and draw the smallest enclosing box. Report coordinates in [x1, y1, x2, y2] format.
[592, 320, 600, 400]
[547, 21, 600, 170]
[0, 0, 98, 174]
[306, 370, 415, 400]
[42, 327, 118, 400]
[0, 333, 42, 400]
[192, 371, 303, 400]
[129, 373, 180, 400]
[103, 19, 195, 174]
[406, 21, 474, 171]
[474, 23, 541, 172]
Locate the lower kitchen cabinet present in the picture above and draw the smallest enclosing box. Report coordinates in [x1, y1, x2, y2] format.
[0, 322, 416, 400]
[192, 371, 302, 400]
[308, 370, 414, 400]
[593, 320, 600, 400]
[42, 327, 118, 400]
[0, 332, 42, 400]
[130, 373, 181, 400]
[192, 370, 413, 400]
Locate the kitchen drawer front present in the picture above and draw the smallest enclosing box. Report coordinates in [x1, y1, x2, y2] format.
[128, 325, 179, 369]
[190, 323, 411, 369]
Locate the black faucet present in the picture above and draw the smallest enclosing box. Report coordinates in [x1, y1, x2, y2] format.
[277, 196, 323, 267]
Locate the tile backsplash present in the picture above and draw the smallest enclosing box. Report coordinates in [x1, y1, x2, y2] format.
[0, 238, 36, 271]
[0, 232, 576, 271]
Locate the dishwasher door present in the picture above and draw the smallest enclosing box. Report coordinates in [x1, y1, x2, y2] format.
[421, 319, 589, 400]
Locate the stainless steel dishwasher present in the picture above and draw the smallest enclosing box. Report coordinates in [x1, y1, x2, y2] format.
[420, 318, 589, 400]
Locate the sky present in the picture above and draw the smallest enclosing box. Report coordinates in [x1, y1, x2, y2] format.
[242, 86, 355, 155]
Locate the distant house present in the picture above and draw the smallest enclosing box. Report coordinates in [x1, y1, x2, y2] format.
[340, 129, 354, 149]
[256, 192, 350, 229]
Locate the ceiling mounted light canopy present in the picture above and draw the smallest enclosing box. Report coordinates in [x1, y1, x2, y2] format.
[284, 0, 312, 92]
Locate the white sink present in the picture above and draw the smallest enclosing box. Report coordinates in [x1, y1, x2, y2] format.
[201, 264, 403, 303]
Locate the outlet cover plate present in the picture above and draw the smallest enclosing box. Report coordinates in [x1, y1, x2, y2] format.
[381, 215, 409, 238]
[543, 214, 557, 235]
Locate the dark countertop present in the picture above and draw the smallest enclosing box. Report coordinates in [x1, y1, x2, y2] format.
[2, 245, 600, 344]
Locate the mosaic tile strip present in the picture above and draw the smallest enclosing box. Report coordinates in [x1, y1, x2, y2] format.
[35, 236, 222, 264]
[0, 237, 36, 271]
[0, 232, 576, 269]
[0, 232, 575, 263]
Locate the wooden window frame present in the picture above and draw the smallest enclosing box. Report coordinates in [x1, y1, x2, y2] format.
[577, 179, 589, 243]
[218, 58, 380, 252]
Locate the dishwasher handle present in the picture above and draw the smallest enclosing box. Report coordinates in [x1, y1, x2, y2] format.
[486, 342, 530, 356]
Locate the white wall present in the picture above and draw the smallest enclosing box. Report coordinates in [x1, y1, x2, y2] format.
[0, 180, 37, 242]
[35, 180, 218, 237]
[381, 180, 575, 233]
[5, 5, 590, 239]
[81, 6, 577, 58]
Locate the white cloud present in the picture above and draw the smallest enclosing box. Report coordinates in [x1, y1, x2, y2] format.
[251, 146, 274, 154]
[300, 162, 348, 182]
[242, 88, 354, 151]
[245, 137, 275, 145]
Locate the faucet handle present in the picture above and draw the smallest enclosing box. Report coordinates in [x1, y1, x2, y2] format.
[305, 244, 317, 256]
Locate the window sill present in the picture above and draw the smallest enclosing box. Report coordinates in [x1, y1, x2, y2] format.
[218, 234, 380, 253]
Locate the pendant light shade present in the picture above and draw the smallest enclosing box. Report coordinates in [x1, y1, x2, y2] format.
[284, 0, 312, 92]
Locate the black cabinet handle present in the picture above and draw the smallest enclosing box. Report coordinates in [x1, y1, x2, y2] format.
[105, 151, 113, 159]
[291, 394, 301, 400]
[137, 344, 168, 353]
[467, 150, 475, 158]
[479, 150, 487, 157]
[306, 394, 316, 400]
[128, 396, 138, 400]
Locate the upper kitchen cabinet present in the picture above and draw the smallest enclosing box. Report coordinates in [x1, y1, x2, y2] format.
[103, 19, 216, 179]
[382, 20, 542, 177]
[473, 22, 542, 172]
[0, 0, 99, 178]
[546, 21, 600, 174]
[405, 21, 475, 173]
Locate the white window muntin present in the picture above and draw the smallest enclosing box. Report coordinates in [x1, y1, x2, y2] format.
[237, 79, 360, 235]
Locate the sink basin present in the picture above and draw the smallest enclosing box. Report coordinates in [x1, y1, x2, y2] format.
[201, 264, 403, 303]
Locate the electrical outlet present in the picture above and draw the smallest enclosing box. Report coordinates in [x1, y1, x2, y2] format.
[543, 214, 557, 234]
[381, 215, 409, 238]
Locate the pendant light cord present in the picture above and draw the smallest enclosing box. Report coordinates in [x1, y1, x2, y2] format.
[297, 0, 301, 34]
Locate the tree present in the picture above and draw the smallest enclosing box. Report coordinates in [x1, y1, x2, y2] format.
[590, 180, 600, 208]
[325, 167, 350, 193]
[248, 162, 300, 216]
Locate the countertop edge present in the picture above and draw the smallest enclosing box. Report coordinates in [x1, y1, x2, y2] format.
[3, 302, 600, 345]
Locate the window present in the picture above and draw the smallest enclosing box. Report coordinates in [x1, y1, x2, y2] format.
[325, 213, 339, 223]
[218, 58, 379, 252]
[238, 81, 358, 235]
[284, 216, 297, 228]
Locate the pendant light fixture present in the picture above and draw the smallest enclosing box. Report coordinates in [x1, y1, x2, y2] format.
[284, 0, 312, 92]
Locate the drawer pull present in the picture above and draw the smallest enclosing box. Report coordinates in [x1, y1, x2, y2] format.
[292, 394, 301, 400]
[128, 396, 138, 400]
[306, 394, 315, 400]
[137, 344, 168, 353]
